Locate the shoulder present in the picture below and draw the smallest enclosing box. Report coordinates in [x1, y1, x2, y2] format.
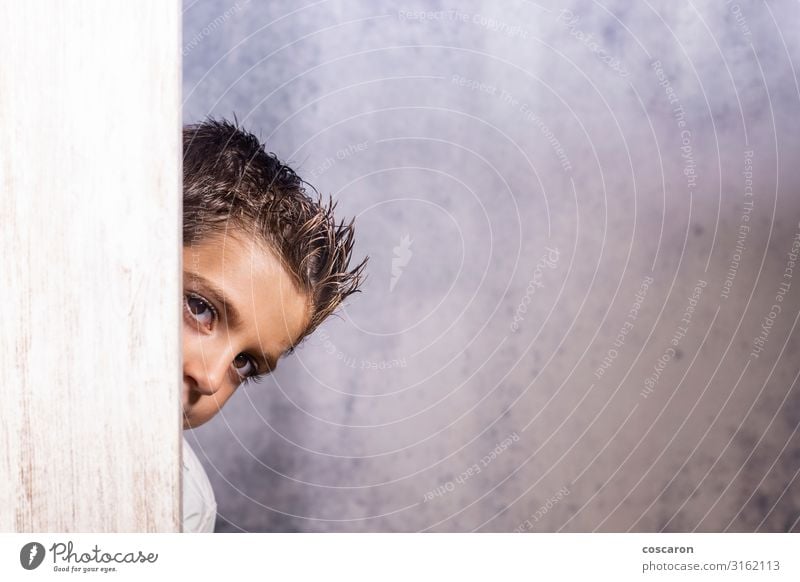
[182, 436, 218, 533]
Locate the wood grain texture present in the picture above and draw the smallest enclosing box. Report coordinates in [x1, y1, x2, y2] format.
[0, 1, 181, 532]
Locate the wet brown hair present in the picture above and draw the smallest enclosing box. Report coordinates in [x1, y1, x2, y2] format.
[183, 118, 368, 345]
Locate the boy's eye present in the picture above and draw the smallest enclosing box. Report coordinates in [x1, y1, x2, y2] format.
[186, 295, 215, 326]
[233, 353, 258, 378]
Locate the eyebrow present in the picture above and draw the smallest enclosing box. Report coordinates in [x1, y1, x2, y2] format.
[185, 272, 283, 374]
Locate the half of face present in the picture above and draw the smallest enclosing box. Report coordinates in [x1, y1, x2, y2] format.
[181, 231, 310, 429]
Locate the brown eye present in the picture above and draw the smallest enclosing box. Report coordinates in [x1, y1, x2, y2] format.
[185, 294, 215, 326]
[233, 353, 258, 378]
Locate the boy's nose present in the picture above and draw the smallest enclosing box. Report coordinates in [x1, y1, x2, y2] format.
[184, 349, 231, 396]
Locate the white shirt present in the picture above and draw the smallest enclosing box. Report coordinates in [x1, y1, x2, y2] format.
[182, 436, 217, 533]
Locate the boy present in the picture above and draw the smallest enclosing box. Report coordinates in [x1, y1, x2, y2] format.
[180, 119, 368, 532]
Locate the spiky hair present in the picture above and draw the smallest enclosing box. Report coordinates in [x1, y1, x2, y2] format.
[182, 117, 368, 342]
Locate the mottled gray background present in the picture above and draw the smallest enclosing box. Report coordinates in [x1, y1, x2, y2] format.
[182, 0, 800, 532]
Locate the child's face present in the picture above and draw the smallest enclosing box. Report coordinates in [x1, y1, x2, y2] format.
[182, 231, 311, 429]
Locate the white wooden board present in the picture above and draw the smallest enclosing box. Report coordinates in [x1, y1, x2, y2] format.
[0, 1, 181, 532]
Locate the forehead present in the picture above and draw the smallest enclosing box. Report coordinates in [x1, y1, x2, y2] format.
[183, 232, 311, 363]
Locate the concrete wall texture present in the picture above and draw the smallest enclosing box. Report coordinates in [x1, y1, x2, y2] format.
[182, 0, 800, 532]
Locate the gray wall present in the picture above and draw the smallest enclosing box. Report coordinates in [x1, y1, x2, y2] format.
[183, 0, 800, 532]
